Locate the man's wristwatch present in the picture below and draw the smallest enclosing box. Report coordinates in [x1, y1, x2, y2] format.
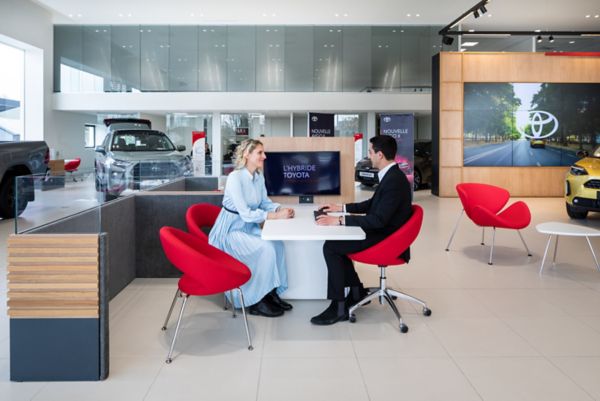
[338, 216, 343, 225]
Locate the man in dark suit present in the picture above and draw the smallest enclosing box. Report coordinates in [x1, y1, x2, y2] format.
[311, 135, 413, 325]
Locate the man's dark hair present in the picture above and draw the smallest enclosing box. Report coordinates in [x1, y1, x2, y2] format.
[370, 135, 397, 161]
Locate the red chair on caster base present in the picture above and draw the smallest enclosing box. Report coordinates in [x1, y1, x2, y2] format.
[159, 226, 253, 363]
[347, 205, 431, 333]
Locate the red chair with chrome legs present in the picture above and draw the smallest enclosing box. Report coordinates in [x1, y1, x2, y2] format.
[64, 157, 81, 182]
[348, 205, 431, 333]
[445, 183, 532, 265]
[159, 226, 253, 363]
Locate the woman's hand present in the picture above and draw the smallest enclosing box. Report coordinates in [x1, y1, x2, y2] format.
[319, 203, 342, 213]
[267, 208, 295, 220]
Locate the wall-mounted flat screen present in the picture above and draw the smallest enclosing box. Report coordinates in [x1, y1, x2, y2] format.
[464, 83, 600, 167]
[264, 151, 341, 195]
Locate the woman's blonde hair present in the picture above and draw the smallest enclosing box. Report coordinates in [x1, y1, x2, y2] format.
[233, 138, 264, 170]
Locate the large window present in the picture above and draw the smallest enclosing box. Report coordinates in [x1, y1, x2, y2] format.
[0, 42, 24, 141]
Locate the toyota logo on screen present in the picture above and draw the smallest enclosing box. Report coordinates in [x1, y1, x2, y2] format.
[516, 110, 559, 139]
[311, 116, 318, 122]
[383, 116, 391, 123]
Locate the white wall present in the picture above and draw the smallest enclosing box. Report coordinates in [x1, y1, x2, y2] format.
[49, 111, 98, 170]
[140, 113, 167, 133]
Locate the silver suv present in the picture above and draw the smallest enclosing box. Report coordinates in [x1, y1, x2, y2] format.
[95, 119, 192, 199]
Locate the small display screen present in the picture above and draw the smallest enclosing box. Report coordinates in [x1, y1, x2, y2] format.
[264, 151, 341, 196]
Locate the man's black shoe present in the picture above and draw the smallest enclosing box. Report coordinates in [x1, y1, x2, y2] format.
[248, 299, 284, 317]
[266, 289, 293, 311]
[310, 301, 348, 325]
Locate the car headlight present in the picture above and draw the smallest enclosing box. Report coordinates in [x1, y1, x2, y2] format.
[570, 165, 588, 176]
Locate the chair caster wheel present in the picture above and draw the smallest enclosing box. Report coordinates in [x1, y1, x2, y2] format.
[161, 326, 167, 331]
[391, 295, 397, 300]
[400, 324, 409, 333]
[423, 307, 432, 316]
[488, 262, 493, 266]
[349, 314, 357, 323]
[248, 345, 254, 351]
[165, 358, 172, 364]
[527, 253, 532, 257]
[224, 306, 228, 310]
[480, 242, 485, 245]
[445, 248, 449, 251]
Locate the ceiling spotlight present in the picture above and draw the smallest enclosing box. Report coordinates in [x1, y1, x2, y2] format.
[480, 5, 487, 14]
[536, 35, 542, 43]
[442, 35, 454, 45]
[549, 35, 555, 43]
[473, 10, 480, 18]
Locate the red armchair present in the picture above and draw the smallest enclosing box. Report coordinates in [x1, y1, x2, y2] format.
[159, 226, 253, 363]
[64, 157, 81, 182]
[348, 205, 431, 333]
[186, 203, 221, 240]
[445, 183, 532, 265]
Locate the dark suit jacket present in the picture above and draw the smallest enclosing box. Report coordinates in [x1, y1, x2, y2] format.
[345, 163, 413, 260]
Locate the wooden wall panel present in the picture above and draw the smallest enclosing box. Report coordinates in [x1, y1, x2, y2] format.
[260, 137, 355, 204]
[440, 139, 463, 167]
[438, 52, 600, 197]
[462, 167, 569, 197]
[439, 168, 463, 197]
[440, 83, 463, 110]
[440, 111, 463, 139]
[440, 53, 462, 82]
[7, 234, 99, 318]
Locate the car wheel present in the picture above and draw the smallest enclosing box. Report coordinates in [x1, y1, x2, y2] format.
[566, 202, 588, 219]
[0, 174, 28, 219]
[413, 169, 421, 191]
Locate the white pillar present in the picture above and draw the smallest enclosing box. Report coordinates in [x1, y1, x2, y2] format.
[289, 112, 294, 137]
[367, 112, 377, 141]
[212, 111, 221, 177]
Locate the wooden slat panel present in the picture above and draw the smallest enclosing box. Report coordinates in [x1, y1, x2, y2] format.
[462, 167, 569, 197]
[440, 53, 463, 82]
[440, 139, 463, 167]
[7, 234, 100, 319]
[439, 167, 463, 197]
[8, 309, 98, 318]
[440, 83, 463, 111]
[440, 111, 463, 139]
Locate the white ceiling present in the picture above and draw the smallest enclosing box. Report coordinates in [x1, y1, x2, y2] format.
[32, 0, 600, 31]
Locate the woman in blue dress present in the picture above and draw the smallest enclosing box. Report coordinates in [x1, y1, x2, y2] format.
[209, 139, 295, 317]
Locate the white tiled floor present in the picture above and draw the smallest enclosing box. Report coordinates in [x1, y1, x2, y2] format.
[3, 189, 600, 400]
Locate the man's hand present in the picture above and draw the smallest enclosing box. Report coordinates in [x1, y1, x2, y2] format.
[319, 203, 342, 213]
[316, 214, 340, 226]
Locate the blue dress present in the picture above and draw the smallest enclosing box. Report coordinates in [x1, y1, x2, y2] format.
[208, 168, 288, 307]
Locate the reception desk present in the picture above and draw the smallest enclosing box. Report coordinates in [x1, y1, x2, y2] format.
[261, 205, 365, 299]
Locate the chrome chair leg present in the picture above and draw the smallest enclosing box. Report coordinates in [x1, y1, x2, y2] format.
[236, 288, 254, 351]
[166, 294, 189, 364]
[481, 227, 485, 245]
[552, 235, 559, 264]
[488, 227, 496, 265]
[517, 230, 532, 257]
[446, 209, 464, 251]
[386, 288, 428, 309]
[230, 290, 237, 318]
[161, 288, 181, 331]
[349, 290, 381, 317]
[383, 292, 407, 332]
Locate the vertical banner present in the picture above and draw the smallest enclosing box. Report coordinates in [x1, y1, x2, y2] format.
[354, 133, 363, 165]
[192, 131, 206, 177]
[308, 112, 335, 137]
[380, 114, 415, 189]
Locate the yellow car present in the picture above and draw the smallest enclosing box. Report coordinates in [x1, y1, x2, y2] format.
[565, 148, 600, 219]
[530, 139, 546, 148]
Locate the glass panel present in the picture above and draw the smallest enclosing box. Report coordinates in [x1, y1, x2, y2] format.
[371, 27, 401, 91]
[400, 27, 432, 89]
[293, 112, 308, 137]
[170, 26, 198, 91]
[462, 36, 532, 52]
[84, 125, 96, 148]
[314, 27, 342, 91]
[166, 113, 213, 175]
[256, 26, 284, 91]
[342, 27, 371, 92]
[110, 26, 140, 92]
[54, 25, 82, 92]
[0, 42, 24, 141]
[537, 36, 600, 52]
[140, 26, 169, 91]
[227, 27, 256, 91]
[198, 26, 227, 91]
[285, 26, 313, 91]
[82, 26, 111, 92]
[221, 113, 265, 174]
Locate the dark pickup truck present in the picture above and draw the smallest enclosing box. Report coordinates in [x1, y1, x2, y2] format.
[0, 141, 49, 218]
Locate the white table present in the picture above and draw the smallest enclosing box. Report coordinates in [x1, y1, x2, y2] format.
[536, 222, 600, 274]
[261, 205, 365, 299]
